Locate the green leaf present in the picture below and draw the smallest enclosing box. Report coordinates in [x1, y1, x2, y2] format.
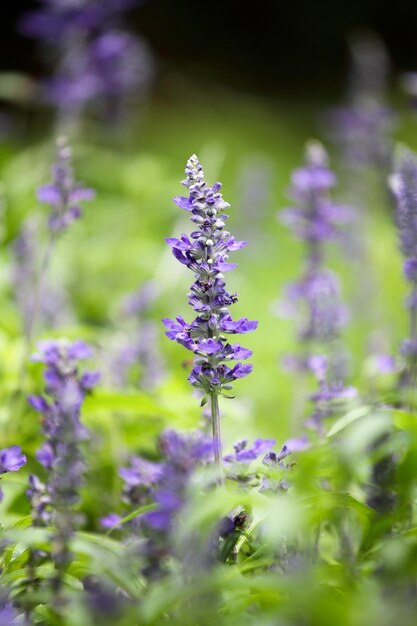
[326, 406, 371, 437]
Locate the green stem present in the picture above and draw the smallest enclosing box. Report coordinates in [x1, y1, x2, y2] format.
[408, 286, 417, 413]
[210, 392, 224, 486]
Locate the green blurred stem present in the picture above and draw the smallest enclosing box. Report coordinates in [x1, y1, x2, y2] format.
[210, 392, 224, 486]
[409, 285, 417, 413]
[26, 235, 56, 348]
[15, 234, 56, 399]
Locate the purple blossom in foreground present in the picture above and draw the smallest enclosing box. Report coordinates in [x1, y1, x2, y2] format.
[0, 596, 27, 626]
[27, 339, 99, 571]
[0, 446, 26, 502]
[105, 428, 212, 578]
[391, 147, 417, 392]
[38, 137, 94, 233]
[164, 155, 257, 482]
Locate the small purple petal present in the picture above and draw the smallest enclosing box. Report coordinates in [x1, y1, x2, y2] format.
[100, 513, 122, 529]
[0, 446, 27, 473]
[37, 184, 60, 205]
[173, 196, 193, 211]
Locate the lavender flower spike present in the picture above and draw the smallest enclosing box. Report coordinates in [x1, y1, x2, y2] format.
[391, 147, 417, 396]
[279, 142, 354, 432]
[38, 137, 95, 234]
[27, 339, 100, 580]
[23, 138, 94, 350]
[164, 155, 257, 483]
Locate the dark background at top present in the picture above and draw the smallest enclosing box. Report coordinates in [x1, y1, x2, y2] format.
[3, 0, 417, 95]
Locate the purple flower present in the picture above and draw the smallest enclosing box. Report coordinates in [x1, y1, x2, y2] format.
[38, 138, 94, 234]
[115, 428, 213, 573]
[27, 338, 99, 570]
[100, 513, 123, 529]
[281, 142, 353, 247]
[279, 142, 355, 432]
[164, 155, 257, 398]
[119, 457, 163, 487]
[0, 446, 26, 503]
[391, 149, 417, 281]
[20, 0, 153, 124]
[224, 438, 275, 463]
[326, 35, 394, 172]
[283, 436, 310, 453]
[391, 148, 417, 387]
[219, 315, 258, 334]
[0, 446, 26, 474]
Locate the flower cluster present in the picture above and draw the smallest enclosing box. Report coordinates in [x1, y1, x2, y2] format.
[38, 137, 94, 233]
[21, 0, 152, 122]
[280, 143, 354, 429]
[163, 154, 257, 398]
[27, 340, 99, 566]
[103, 429, 213, 577]
[0, 446, 26, 502]
[391, 148, 417, 386]
[280, 143, 351, 353]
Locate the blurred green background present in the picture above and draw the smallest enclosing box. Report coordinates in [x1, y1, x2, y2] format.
[0, 81, 414, 455]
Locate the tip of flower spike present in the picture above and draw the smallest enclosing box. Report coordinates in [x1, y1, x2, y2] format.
[305, 140, 328, 168]
[56, 135, 71, 159]
[182, 154, 205, 188]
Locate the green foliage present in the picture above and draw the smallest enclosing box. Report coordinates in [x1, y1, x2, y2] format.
[1, 88, 417, 625]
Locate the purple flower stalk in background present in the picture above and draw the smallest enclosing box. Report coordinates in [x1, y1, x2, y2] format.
[325, 36, 394, 348]
[27, 339, 99, 584]
[23, 138, 93, 347]
[326, 34, 394, 175]
[280, 142, 354, 430]
[0, 446, 26, 502]
[20, 0, 153, 126]
[38, 137, 95, 234]
[107, 281, 166, 390]
[390, 147, 417, 401]
[163, 155, 257, 484]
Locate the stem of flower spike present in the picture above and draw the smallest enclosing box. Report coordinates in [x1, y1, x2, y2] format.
[210, 392, 224, 486]
[409, 293, 417, 413]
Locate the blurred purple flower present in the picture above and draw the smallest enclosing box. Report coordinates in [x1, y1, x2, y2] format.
[279, 142, 355, 433]
[224, 438, 275, 463]
[27, 338, 99, 569]
[20, 0, 153, 123]
[38, 137, 94, 234]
